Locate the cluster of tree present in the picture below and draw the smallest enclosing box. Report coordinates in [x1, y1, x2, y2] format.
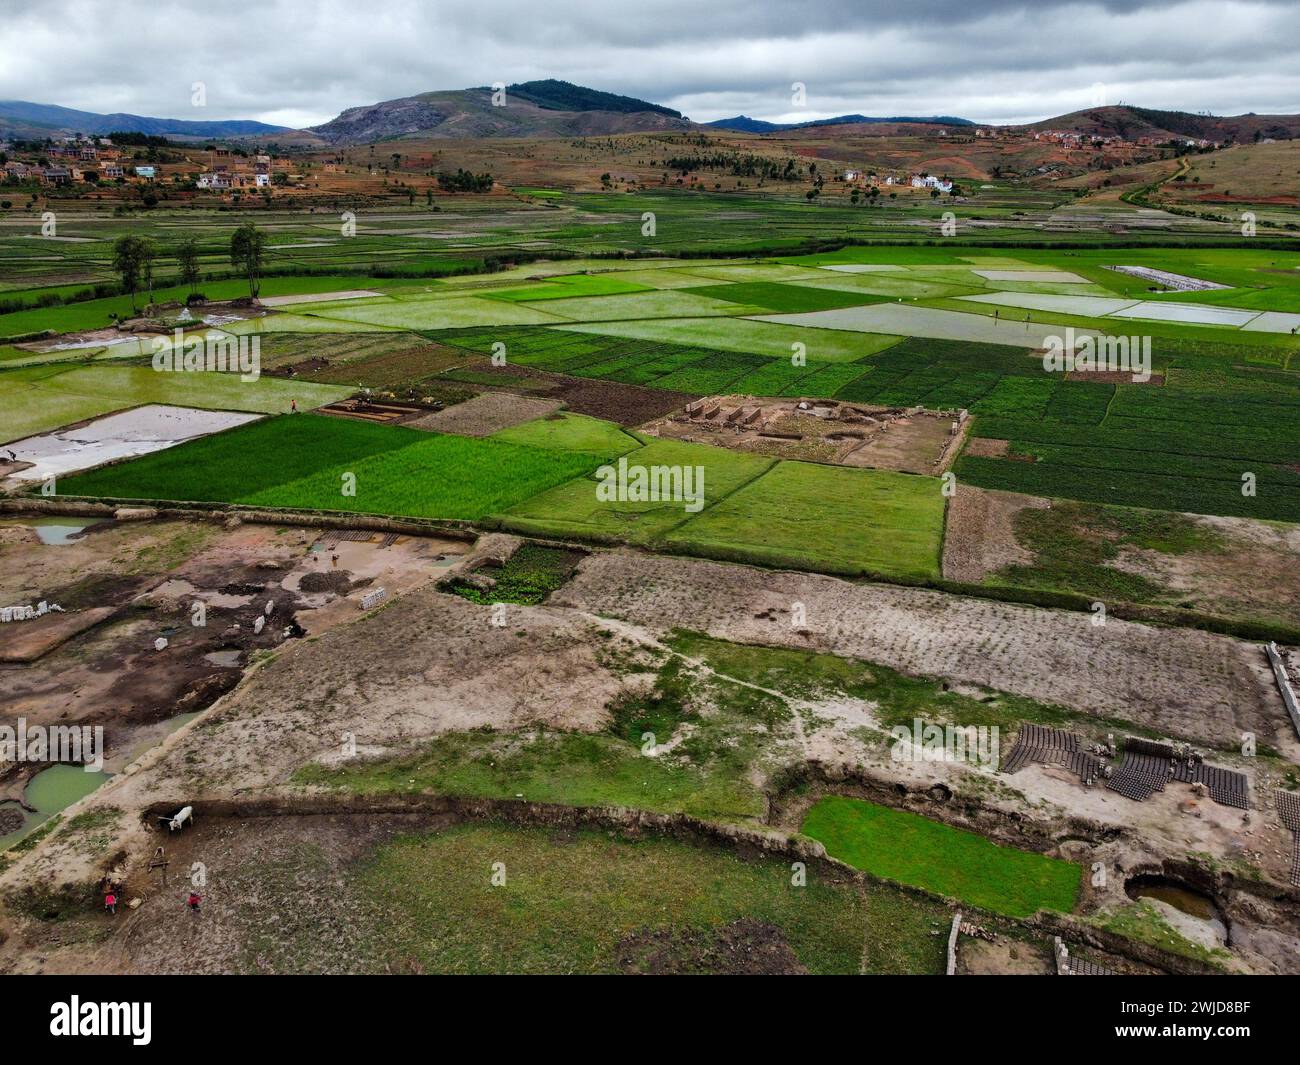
[436, 168, 494, 193]
[106, 131, 178, 148]
[659, 153, 802, 181]
[111, 222, 265, 312]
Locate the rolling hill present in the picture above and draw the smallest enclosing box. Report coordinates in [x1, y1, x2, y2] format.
[309, 80, 691, 144]
[1026, 105, 1300, 143]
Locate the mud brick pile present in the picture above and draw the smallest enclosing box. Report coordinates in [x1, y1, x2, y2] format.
[1002, 724, 1100, 782]
[1106, 737, 1249, 810]
[1277, 790, 1300, 887]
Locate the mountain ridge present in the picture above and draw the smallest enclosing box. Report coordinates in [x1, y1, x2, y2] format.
[0, 100, 289, 139]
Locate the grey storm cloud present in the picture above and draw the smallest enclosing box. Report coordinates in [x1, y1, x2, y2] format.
[0, 0, 1297, 127]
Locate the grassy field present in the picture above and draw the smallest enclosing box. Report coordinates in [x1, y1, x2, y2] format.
[339, 822, 949, 974]
[801, 796, 1082, 917]
[498, 436, 776, 544]
[57, 413, 600, 520]
[488, 411, 643, 454]
[664, 461, 945, 579]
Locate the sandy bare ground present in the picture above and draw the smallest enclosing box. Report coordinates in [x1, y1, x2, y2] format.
[550, 550, 1288, 751]
[942, 484, 1050, 582]
[109, 586, 625, 799]
[405, 391, 563, 435]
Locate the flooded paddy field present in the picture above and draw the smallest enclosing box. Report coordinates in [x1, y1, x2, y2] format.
[3, 404, 263, 483]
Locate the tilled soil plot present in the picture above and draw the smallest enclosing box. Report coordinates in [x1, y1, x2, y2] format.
[942, 484, 1050, 582]
[434, 359, 695, 425]
[550, 551, 1286, 750]
[405, 391, 562, 435]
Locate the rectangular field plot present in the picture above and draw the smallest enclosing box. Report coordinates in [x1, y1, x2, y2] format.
[57, 413, 601, 521]
[684, 282, 887, 313]
[498, 437, 776, 544]
[753, 303, 1093, 349]
[0, 365, 349, 445]
[489, 412, 643, 455]
[9, 404, 263, 481]
[522, 290, 765, 322]
[558, 317, 898, 362]
[304, 296, 567, 330]
[801, 796, 1080, 918]
[957, 291, 1139, 316]
[664, 461, 945, 580]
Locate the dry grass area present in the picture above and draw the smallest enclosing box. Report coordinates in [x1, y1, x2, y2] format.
[943, 484, 1050, 582]
[550, 550, 1288, 751]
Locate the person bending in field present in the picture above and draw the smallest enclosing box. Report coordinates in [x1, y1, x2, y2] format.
[186, 891, 201, 915]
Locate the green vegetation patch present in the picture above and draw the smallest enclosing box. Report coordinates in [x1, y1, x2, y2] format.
[801, 795, 1081, 917]
[993, 500, 1227, 604]
[665, 462, 944, 580]
[0, 364, 348, 445]
[498, 436, 775, 544]
[489, 411, 643, 454]
[61, 413, 600, 520]
[347, 822, 946, 974]
[685, 282, 887, 313]
[296, 728, 766, 822]
[445, 543, 585, 605]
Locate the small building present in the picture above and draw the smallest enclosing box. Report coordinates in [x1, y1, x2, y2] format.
[134, 166, 157, 180]
[101, 163, 124, 179]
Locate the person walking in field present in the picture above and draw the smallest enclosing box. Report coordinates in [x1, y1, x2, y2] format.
[290, 398, 298, 413]
[186, 891, 201, 915]
[105, 892, 117, 916]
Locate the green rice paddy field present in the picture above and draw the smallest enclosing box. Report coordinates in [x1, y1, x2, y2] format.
[10, 243, 1300, 535]
[55, 412, 948, 579]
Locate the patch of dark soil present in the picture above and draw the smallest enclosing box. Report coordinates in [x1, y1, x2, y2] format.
[219, 581, 271, 597]
[48, 573, 148, 611]
[616, 918, 808, 975]
[266, 356, 331, 377]
[0, 804, 25, 835]
[98, 657, 243, 726]
[427, 358, 694, 426]
[298, 571, 356, 595]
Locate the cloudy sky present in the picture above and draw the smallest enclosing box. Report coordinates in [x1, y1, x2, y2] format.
[2, 0, 1298, 128]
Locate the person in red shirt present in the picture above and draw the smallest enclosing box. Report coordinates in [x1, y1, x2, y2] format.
[186, 892, 201, 915]
[105, 892, 117, 915]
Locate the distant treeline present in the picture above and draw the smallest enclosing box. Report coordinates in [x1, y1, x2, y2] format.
[660, 153, 801, 181]
[106, 131, 179, 147]
[436, 169, 494, 193]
